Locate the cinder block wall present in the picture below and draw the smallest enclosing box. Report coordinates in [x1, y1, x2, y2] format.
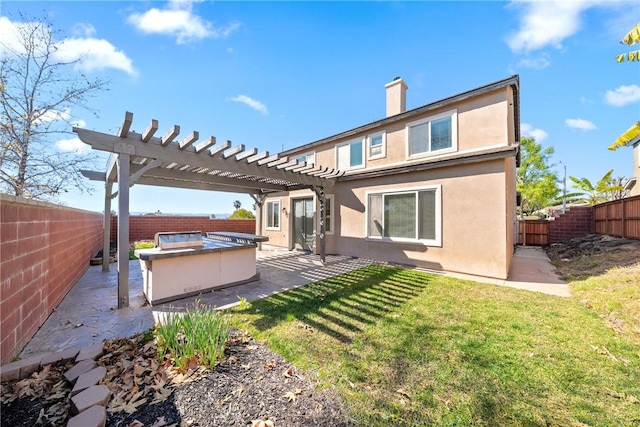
[549, 206, 594, 243]
[0, 194, 103, 364]
[109, 216, 256, 242]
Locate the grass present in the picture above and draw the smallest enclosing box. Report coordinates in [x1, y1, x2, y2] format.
[155, 301, 231, 371]
[129, 240, 154, 260]
[230, 264, 640, 426]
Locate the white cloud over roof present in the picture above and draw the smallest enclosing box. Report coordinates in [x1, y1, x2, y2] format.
[127, 0, 240, 44]
[604, 84, 640, 107]
[565, 118, 597, 131]
[521, 123, 549, 142]
[230, 95, 268, 115]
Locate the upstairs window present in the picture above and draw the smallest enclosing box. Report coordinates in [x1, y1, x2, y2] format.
[336, 138, 364, 170]
[407, 110, 457, 157]
[295, 152, 315, 165]
[266, 200, 281, 230]
[368, 131, 386, 159]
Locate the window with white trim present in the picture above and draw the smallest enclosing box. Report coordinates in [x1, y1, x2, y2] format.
[295, 152, 315, 165]
[367, 186, 441, 245]
[407, 110, 457, 157]
[266, 200, 281, 230]
[368, 131, 386, 159]
[324, 195, 333, 234]
[336, 138, 364, 170]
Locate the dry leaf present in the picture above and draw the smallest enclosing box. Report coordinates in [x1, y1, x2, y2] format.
[264, 360, 276, 370]
[283, 368, 294, 378]
[127, 421, 144, 427]
[251, 420, 274, 427]
[396, 388, 411, 400]
[151, 387, 173, 405]
[283, 388, 302, 402]
[150, 416, 170, 427]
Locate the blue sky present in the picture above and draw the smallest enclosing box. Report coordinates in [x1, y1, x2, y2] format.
[2, 0, 639, 214]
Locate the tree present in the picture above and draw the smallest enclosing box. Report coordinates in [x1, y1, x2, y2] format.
[566, 169, 625, 205]
[616, 22, 640, 63]
[233, 200, 241, 210]
[229, 208, 255, 219]
[0, 14, 108, 200]
[517, 137, 559, 216]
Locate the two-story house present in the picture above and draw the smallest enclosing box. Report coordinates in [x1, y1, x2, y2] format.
[260, 75, 520, 279]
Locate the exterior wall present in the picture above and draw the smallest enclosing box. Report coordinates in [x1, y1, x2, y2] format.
[260, 80, 518, 280]
[0, 194, 103, 364]
[328, 159, 510, 279]
[303, 87, 511, 173]
[109, 216, 256, 242]
[631, 144, 640, 197]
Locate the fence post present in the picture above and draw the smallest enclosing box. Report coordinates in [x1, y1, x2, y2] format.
[621, 198, 626, 239]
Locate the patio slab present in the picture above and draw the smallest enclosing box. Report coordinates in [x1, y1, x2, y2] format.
[17, 245, 568, 359]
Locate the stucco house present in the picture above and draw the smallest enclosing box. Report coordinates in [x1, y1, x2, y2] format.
[259, 75, 521, 280]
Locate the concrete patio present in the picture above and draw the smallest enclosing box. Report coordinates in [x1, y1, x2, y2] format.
[18, 245, 569, 360]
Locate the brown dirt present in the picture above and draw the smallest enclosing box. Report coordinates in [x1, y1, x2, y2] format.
[544, 234, 640, 281]
[1, 330, 355, 427]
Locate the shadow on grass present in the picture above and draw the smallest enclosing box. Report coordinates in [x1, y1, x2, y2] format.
[234, 264, 433, 344]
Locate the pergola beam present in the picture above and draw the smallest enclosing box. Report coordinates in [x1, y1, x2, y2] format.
[74, 127, 336, 187]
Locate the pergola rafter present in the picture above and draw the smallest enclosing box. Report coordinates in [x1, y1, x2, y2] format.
[74, 111, 341, 308]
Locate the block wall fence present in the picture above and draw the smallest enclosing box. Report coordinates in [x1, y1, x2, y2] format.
[0, 194, 103, 364]
[549, 206, 594, 243]
[109, 216, 256, 242]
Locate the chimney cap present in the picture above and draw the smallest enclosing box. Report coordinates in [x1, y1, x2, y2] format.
[393, 76, 402, 81]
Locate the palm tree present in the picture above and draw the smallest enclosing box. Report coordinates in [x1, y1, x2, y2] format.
[566, 169, 625, 205]
[616, 22, 640, 63]
[233, 200, 241, 210]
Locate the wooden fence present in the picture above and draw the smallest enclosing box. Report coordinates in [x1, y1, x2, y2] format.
[594, 195, 640, 240]
[517, 220, 550, 245]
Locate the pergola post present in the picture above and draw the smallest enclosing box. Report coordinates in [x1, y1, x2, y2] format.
[313, 186, 326, 264]
[102, 181, 113, 272]
[117, 154, 130, 308]
[251, 193, 266, 250]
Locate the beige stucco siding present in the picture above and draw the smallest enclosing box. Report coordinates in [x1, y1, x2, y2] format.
[457, 91, 509, 152]
[305, 87, 511, 173]
[327, 159, 510, 279]
[632, 145, 640, 197]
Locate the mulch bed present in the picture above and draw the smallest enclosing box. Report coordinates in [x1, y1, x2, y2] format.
[1, 331, 355, 427]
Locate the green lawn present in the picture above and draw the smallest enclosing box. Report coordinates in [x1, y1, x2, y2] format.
[230, 264, 640, 426]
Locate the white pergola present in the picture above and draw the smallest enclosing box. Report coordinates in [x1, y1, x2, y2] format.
[74, 111, 342, 308]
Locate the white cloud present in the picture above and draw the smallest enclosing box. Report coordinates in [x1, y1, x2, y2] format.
[56, 137, 91, 154]
[506, 1, 587, 53]
[506, 0, 624, 53]
[565, 118, 597, 131]
[604, 84, 640, 106]
[0, 17, 136, 76]
[127, 0, 240, 44]
[55, 37, 137, 76]
[230, 95, 268, 115]
[515, 53, 551, 69]
[521, 123, 548, 142]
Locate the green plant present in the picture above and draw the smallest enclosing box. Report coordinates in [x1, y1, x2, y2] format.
[237, 295, 251, 310]
[155, 301, 230, 371]
[129, 240, 155, 260]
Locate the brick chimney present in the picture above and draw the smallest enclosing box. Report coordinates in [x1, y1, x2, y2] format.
[385, 76, 408, 117]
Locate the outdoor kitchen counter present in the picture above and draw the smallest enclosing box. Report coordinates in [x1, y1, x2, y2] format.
[135, 237, 263, 305]
[135, 238, 253, 261]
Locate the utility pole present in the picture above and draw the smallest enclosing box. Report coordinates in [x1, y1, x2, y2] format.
[562, 164, 567, 214]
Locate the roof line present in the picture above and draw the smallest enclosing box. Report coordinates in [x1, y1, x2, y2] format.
[283, 74, 520, 155]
